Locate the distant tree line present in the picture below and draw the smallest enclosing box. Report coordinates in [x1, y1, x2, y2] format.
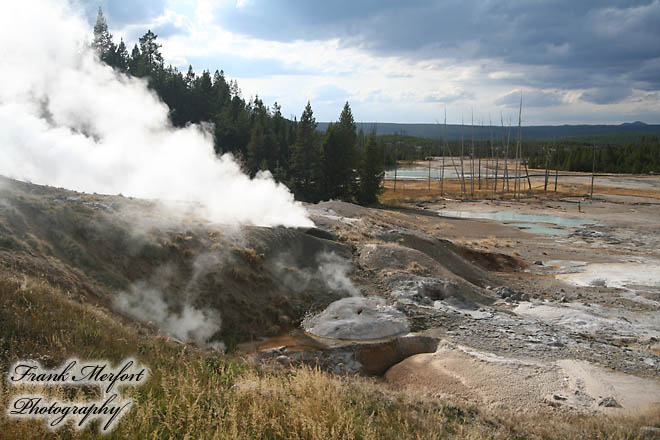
[527, 136, 660, 174]
[91, 8, 383, 204]
[374, 132, 660, 175]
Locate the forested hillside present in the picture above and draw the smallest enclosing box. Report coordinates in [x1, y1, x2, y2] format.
[527, 135, 660, 174]
[317, 121, 660, 141]
[91, 8, 383, 204]
[91, 6, 659, 186]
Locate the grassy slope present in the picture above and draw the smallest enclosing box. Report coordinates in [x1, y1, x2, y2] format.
[2, 274, 659, 439]
[0, 179, 348, 350]
[0, 179, 659, 438]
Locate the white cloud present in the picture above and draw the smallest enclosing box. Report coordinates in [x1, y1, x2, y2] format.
[488, 70, 523, 80]
[88, 0, 660, 124]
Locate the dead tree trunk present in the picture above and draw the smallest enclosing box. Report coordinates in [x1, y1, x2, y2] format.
[590, 141, 596, 199]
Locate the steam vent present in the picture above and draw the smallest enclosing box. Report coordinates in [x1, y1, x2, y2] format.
[3, 0, 660, 437]
[303, 297, 410, 340]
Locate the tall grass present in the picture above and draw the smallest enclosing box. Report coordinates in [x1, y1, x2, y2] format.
[1, 274, 658, 439]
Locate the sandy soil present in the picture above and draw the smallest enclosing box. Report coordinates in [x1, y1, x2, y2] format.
[386, 342, 660, 413]
[302, 177, 660, 414]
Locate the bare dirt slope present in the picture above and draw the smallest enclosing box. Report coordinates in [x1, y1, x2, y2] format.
[1, 175, 659, 417]
[0, 177, 354, 347]
[0, 177, 499, 351]
[305, 196, 660, 414]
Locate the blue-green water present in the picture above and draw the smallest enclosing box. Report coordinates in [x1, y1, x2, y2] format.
[385, 167, 488, 180]
[507, 222, 569, 236]
[437, 210, 595, 235]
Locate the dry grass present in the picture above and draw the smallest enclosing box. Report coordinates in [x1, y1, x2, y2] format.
[455, 236, 516, 250]
[380, 174, 660, 205]
[576, 183, 660, 200]
[1, 274, 660, 438]
[333, 222, 372, 244]
[232, 246, 264, 267]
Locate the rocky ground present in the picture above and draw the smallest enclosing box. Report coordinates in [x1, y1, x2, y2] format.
[1, 174, 658, 416]
[260, 194, 660, 414]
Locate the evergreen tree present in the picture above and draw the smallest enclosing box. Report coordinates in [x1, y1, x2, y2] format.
[92, 7, 116, 63]
[321, 123, 340, 198]
[291, 102, 321, 201]
[247, 120, 266, 175]
[158, 65, 188, 126]
[184, 65, 195, 88]
[271, 102, 290, 173]
[357, 135, 384, 205]
[212, 70, 231, 109]
[246, 96, 277, 174]
[138, 30, 164, 73]
[128, 44, 142, 76]
[322, 102, 358, 200]
[215, 95, 250, 155]
[198, 70, 214, 119]
[112, 39, 129, 71]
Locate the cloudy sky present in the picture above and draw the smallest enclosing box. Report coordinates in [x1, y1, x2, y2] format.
[81, 0, 660, 125]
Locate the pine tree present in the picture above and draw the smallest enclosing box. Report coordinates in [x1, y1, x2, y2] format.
[212, 70, 231, 109]
[271, 102, 289, 173]
[138, 30, 163, 74]
[291, 102, 321, 201]
[357, 135, 384, 205]
[184, 65, 195, 88]
[247, 120, 266, 175]
[112, 39, 129, 71]
[215, 95, 250, 156]
[128, 44, 142, 76]
[188, 70, 213, 123]
[322, 102, 358, 200]
[92, 7, 116, 63]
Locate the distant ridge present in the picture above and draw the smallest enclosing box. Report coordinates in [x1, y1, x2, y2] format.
[316, 121, 660, 141]
[620, 121, 648, 127]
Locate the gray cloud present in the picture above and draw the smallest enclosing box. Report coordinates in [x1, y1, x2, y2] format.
[215, 1, 658, 63]
[214, 1, 660, 99]
[581, 87, 633, 105]
[496, 90, 565, 108]
[72, 0, 660, 122]
[424, 89, 474, 103]
[633, 57, 660, 89]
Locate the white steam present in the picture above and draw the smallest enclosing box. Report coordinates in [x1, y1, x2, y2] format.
[317, 252, 361, 296]
[0, 0, 312, 228]
[113, 261, 226, 352]
[272, 251, 361, 296]
[114, 281, 225, 352]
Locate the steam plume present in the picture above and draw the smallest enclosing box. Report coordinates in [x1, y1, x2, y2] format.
[114, 280, 225, 352]
[0, 0, 312, 228]
[271, 251, 361, 296]
[317, 252, 361, 296]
